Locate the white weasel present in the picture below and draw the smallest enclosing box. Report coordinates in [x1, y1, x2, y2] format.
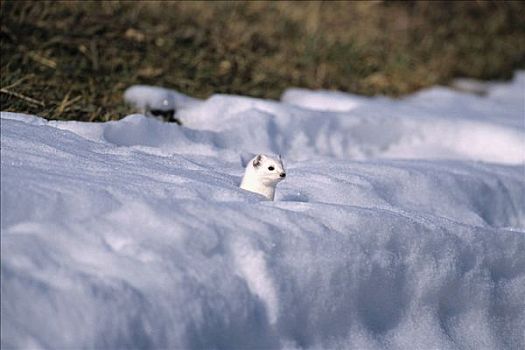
[240, 154, 286, 200]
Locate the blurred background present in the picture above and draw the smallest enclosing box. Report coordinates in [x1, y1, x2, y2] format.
[1, 0, 524, 122]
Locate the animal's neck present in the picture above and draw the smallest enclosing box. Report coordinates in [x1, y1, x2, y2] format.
[257, 184, 276, 201]
[240, 173, 275, 200]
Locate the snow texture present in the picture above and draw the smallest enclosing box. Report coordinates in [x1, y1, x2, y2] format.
[1, 72, 525, 349]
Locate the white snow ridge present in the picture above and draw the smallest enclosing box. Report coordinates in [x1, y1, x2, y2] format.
[1, 72, 525, 349]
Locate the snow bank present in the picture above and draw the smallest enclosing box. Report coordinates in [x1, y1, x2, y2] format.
[1, 72, 525, 349]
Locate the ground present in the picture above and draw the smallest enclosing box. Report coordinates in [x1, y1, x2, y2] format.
[1, 1, 524, 121]
[1, 73, 524, 349]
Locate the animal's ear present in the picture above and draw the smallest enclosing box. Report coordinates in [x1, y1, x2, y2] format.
[253, 154, 262, 167]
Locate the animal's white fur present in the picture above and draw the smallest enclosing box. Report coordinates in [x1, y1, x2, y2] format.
[240, 154, 286, 200]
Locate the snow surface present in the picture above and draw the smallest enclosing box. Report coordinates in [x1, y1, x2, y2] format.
[1, 72, 525, 349]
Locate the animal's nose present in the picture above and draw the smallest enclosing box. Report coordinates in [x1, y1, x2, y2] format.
[280, 173, 286, 178]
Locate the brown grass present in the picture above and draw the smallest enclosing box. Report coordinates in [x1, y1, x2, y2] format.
[1, 0, 524, 122]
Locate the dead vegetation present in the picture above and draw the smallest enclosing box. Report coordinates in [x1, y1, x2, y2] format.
[1, 1, 524, 122]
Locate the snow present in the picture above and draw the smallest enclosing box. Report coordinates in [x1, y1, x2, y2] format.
[2, 72, 525, 349]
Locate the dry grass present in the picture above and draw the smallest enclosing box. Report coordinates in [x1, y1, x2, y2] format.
[1, 0, 524, 122]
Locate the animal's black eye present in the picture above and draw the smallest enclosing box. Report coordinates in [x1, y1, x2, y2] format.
[268, 166, 275, 171]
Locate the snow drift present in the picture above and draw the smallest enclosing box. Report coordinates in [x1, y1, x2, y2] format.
[1, 72, 525, 349]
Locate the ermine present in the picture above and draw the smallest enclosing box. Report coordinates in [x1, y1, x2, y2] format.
[240, 154, 286, 201]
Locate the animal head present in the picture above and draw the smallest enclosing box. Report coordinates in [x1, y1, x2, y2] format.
[249, 154, 286, 186]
